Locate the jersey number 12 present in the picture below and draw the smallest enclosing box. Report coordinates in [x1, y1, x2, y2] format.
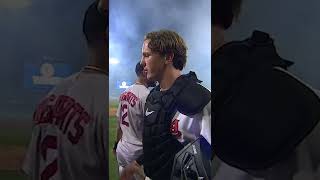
[40, 135, 58, 180]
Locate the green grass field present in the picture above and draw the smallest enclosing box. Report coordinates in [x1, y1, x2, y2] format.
[109, 101, 119, 180]
[109, 116, 119, 180]
[0, 170, 27, 180]
[0, 118, 30, 180]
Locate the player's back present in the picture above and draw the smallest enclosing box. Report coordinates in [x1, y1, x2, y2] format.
[23, 70, 108, 180]
[117, 84, 149, 146]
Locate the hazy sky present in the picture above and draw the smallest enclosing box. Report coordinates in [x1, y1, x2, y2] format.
[109, 0, 211, 98]
[0, 0, 92, 115]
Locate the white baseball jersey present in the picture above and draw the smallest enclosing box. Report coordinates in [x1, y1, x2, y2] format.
[116, 83, 150, 167]
[169, 101, 211, 145]
[22, 69, 109, 180]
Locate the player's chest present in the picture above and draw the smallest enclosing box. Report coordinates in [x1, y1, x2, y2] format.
[145, 95, 202, 141]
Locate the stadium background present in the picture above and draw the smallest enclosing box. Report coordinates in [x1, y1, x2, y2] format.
[0, 0, 210, 179]
[109, 0, 211, 179]
[3, 0, 320, 179]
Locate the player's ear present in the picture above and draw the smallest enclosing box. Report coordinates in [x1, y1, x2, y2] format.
[164, 52, 174, 65]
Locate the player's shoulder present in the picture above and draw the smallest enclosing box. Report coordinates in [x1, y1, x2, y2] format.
[47, 72, 79, 94]
[130, 84, 150, 97]
[52, 71, 107, 90]
[179, 100, 211, 119]
[80, 71, 108, 88]
[51, 71, 108, 108]
[139, 85, 150, 96]
[118, 85, 136, 98]
[131, 83, 148, 91]
[57, 72, 79, 85]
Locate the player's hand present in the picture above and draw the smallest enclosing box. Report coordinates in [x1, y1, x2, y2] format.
[113, 141, 118, 156]
[120, 161, 143, 180]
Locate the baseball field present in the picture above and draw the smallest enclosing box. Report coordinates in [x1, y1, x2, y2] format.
[0, 101, 120, 180]
[0, 118, 31, 180]
[109, 101, 120, 180]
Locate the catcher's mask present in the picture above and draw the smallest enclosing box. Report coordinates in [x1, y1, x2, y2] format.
[171, 136, 212, 180]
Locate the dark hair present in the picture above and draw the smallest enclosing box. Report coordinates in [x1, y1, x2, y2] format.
[83, 1, 107, 46]
[144, 30, 187, 70]
[213, 0, 243, 29]
[135, 62, 144, 77]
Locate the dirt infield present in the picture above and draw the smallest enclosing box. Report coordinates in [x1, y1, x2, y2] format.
[109, 107, 117, 117]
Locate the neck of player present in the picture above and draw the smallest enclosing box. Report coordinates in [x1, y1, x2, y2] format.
[159, 66, 181, 91]
[136, 77, 148, 88]
[87, 49, 108, 74]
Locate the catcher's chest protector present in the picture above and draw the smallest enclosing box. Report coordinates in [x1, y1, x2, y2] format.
[143, 72, 211, 180]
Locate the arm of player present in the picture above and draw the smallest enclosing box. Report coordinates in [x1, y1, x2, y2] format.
[116, 102, 123, 143]
[119, 94, 149, 179]
[113, 122, 123, 155]
[116, 123, 123, 142]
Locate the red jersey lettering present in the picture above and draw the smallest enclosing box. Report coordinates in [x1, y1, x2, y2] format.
[170, 119, 182, 138]
[33, 95, 92, 145]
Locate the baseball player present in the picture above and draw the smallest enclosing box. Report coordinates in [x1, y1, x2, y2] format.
[120, 30, 212, 180]
[22, 1, 109, 179]
[114, 62, 155, 179]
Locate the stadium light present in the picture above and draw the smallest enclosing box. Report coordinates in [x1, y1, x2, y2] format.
[110, 57, 120, 65]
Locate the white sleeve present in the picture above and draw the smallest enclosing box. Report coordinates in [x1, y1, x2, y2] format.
[141, 94, 148, 116]
[200, 101, 211, 145]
